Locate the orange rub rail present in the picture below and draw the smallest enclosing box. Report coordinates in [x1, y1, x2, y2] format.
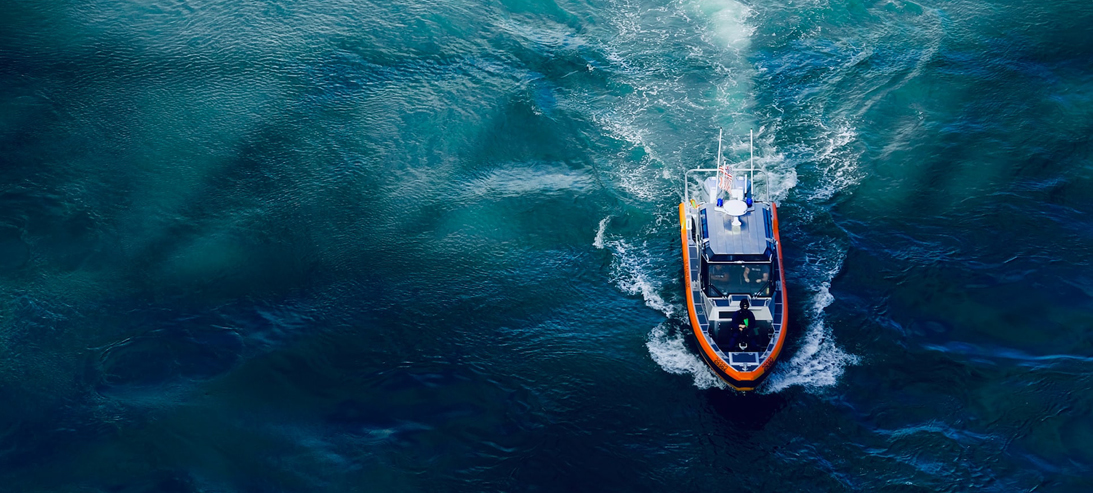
[679, 202, 789, 390]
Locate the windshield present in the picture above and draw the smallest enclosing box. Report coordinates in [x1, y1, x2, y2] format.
[705, 262, 772, 297]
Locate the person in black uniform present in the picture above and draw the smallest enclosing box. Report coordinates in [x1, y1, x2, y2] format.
[726, 298, 757, 351]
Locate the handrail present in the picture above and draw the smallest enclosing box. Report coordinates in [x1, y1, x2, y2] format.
[684, 129, 769, 206]
[684, 167, 768, 205]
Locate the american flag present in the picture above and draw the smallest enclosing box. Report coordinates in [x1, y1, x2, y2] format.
[717, 165, 733, 193]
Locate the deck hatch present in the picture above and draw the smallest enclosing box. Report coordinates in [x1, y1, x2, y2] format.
[730, 353, 758, 363]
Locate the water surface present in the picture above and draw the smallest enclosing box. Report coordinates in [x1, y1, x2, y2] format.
[1, 0, 1092, 490]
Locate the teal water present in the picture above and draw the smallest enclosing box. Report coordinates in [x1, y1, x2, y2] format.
[2, 0, 1092, 490]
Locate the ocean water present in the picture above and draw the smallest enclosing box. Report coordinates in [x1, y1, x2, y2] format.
[1, 0, 1092, 490]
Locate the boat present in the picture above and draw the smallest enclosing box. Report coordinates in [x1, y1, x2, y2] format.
[679, 130, 788, 391]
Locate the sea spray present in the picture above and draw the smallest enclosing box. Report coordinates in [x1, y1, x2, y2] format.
[606, 238, 675, 318]
[593, 216, 611, 250]
[762, 245, 860, 393]
[646, 322, 726, 390]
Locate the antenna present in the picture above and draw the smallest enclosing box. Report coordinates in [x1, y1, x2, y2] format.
[717, 128, 723, 169]
[750, 129, 754, 199]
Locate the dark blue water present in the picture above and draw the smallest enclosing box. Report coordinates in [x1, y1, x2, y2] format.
[2, 0, 1092, 491]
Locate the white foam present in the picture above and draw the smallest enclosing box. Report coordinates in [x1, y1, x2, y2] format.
[728, 128, 798, 203]
[589, 0, 760, 204]
[465, 164, 595, 198]
[605, 238, 675, 317]
[593, 216, 610, 250]
[761, 286, 860, 393]
[646, 322, 726, 389]
[695, 0, 755, 52]
[808, 121, 862, 202]
[761, 246, 860, 393]
[594, 216, 612, 249]
[766, 163, 799, 202]
[593, 214, 675, 316]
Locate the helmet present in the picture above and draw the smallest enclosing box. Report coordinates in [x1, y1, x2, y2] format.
[740, 298, 750, 309]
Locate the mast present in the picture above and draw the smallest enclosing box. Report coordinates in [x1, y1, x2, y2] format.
[717, 128, 723, 169]
[750, 129, 755, 200]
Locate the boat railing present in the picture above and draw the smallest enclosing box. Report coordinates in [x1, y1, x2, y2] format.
[684, 129, 771, 207]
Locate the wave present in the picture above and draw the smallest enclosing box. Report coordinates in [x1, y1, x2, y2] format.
[762, 239, 860, 393]
[646, 322, 725, 390]
[592, 216, 610, 250]
[465, 163, 596, 198]
[596, 225, 675, 317]
[596, 216, 729, 388]
[762, 276, 861, 393]
[806, 120, 862, 202]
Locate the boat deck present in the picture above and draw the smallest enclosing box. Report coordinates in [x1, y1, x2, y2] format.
[687, 242, 784, 373]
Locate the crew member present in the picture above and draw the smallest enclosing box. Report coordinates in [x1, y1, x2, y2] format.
[709, 264, 731, 283]
[727, 298, 757, 351]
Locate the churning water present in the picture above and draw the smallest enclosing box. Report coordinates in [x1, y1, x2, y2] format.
[2, 0, 1092, 490]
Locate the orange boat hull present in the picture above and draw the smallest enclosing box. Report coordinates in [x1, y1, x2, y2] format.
[679, 202, 789, 391]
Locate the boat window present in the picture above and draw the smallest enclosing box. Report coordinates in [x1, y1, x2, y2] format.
[704, 262, 773, 297]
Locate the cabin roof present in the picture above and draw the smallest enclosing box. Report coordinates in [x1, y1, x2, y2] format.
[702, 204, 773, 262]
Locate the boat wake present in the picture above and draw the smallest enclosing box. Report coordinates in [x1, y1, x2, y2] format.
[644, 126, 861, 393]
[590, 0, 860, 393]
[762, 287, 861, 393]
[756, 118, 864, 392]
[761, 247, 860, 394]
[596, 215, 726, 388]
[646, 322, 726, 389]
[595, 217, 675, 318]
